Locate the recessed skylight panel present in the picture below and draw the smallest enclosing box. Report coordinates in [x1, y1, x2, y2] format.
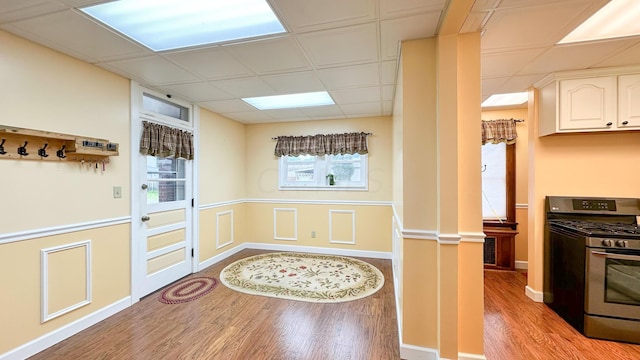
[559, 0, 640, 44]
[481, 92, 528, 108]
[242, 92, 335, 110]
[81, 0, 286, 51]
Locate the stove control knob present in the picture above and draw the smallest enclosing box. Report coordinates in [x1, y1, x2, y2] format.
[615, 240, 628, 248]
[602, 239, 614, 247]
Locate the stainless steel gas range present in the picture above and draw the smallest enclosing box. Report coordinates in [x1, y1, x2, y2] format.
[544, 196, 640, 344]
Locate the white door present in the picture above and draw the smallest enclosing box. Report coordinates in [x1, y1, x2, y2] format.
[138, 154, 193, 297]
[132, 87, 195, 299]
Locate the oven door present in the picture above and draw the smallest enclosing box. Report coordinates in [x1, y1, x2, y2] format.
[585, 247, 640, 321]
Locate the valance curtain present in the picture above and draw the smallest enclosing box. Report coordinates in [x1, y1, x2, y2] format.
[139, 121, 194, 160]
[481, 119, 520, 145]
[274, 132, 369, 157]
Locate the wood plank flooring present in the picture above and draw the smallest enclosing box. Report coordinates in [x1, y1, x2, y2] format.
[484, 269, 640, 360]
[28, 249, 400, 360]
[27, 251, 640, 359]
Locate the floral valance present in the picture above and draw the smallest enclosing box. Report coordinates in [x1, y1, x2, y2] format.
[140, 121, 194, 160]
[274, 132, 370, 157]
[481, 119, 521, 145]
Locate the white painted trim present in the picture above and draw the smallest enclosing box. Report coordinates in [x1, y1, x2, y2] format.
[459, 353, 487, 360]
[329, 209, 356, 245]
[0, 297, 131, 360]
[438, 233, 461, 245]
[147, 222, 186, 237]
[273, 208, 298, 241]
[216, 210, 234, 250]
[197, 243, 247, 271]
[399, 344, 439, 360]
[515, 203, 528, 209]
[146, 242, 186, 260]
[459, 232, 486, 243]
[402, 229, 438, 240]
[41, 240, 92, 323]
[0, 216, 131, 245]
[247, 198, 391, 206]
[515, 260, 528, 270]
[199, 199, 245, 210]
[191, 105, 200, 274]
[526, 285, 544, 302]
[245, 242, 392, 259]
[130, 80, 141, 303]
[391, 203, 403, 230]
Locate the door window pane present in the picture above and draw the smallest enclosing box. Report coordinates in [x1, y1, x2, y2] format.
[482, 142, 506, 219]
[146, 156, 186, 204]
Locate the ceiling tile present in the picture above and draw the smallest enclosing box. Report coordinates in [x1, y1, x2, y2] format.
[219, 110, 273, 124]
[382, 85, 395, 101]
[198, 99, 255, 113]
[383, 101, 393, 115]
[382, 60, 398, 85]
[0, 0, 64, 24]
[163, 47, 252, 80]
[380, 0, 446, 19]
[158, 82, 233, 102]
[299, 105, 345, 119]
[297, 22, 378, 68]
[380, 11, 440, 60]
[317, 63, 379, 90]
[481, 48, 546, 78]
[262, 108, 308, 121]
[339, 102, 382, 118]
[4, 10, 149, 63]
[330, 86, 381, 104]
[209, 76, 276, 98]
[481, 1, 596, 52]
[224, 36, 312, 75]
[271, 0, 376, 33]
[261, 71, 325, 93]
[519, 38, 639, 75]
[496, 73, 547, 94]
[595, 39, 640, 68]
[100, 55, 198, 85]
[482, 77, 508, 99]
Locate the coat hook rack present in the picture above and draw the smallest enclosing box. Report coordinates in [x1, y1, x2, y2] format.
[38, 143, 49, 158]
[0, 139, 6, 155]
[17, 141, 29, 156]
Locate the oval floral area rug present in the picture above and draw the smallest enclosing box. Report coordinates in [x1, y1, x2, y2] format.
[220, 252, 385, 303]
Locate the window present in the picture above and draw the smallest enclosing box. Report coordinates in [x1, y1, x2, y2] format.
[279, 154, 367, 190]
[481, 142, 515, 223]
[142, 93, 189, 122]
[146, 156, 186, 204]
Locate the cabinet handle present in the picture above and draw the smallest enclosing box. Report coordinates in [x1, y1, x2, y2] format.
[606, 122, 613, 126]
[622, 121, 629, 125]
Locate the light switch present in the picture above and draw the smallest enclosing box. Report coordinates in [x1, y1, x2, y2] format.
[113, 186, 122, 198]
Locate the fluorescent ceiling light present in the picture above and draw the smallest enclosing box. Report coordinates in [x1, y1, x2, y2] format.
[242, 92, 335, 110]
[80, 0, 286, 51]
[481, 92, 528, 108]
[559, 0, 640, 44]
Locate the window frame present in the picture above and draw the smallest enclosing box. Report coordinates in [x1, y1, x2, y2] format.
[278, 153, 368, 191]
[482, 143, 516, 228]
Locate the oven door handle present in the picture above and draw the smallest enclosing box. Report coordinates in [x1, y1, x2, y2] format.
[591, 250, 640, 261]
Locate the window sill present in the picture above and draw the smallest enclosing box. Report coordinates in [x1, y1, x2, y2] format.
[279, 185, 368, 191]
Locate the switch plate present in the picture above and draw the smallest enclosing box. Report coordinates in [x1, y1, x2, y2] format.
[113, 186, 122, 198]
[311, 231, 317, 238]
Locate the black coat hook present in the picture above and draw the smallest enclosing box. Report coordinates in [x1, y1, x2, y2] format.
[0, 139, 6, 155]
[56, 145, 66, 159]
[38, 143, 49, 158]
[18, 141, 29, 156]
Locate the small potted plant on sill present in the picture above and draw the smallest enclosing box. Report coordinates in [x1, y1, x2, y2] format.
[326, 173, 335, 186]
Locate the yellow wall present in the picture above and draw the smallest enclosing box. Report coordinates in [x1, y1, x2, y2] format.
[0, 30, 132, 355]
[199, 204, 247, 262]
[0, 30, 131, 233]
[529, 87, 640, 292]
[482, 107, 529, 263]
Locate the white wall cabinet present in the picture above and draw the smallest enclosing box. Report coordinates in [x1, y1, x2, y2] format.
[536, 66, 640, 136]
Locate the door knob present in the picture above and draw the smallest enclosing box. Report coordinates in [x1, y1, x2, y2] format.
[141, 215, 150, 222]
[141, 184, 148, 190]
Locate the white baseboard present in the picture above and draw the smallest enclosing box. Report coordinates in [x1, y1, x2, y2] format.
[458, 352, 487, 360]
[525, 285, 543, 302]
[514, 261, 528, 270]
[400, 344, 439, 360]
[243, 242, 393, 259]
[197, 243, 247, 271]
[1, 297, 131, 360]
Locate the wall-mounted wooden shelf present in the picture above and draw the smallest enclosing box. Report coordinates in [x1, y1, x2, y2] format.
[0, 125, 119, 163]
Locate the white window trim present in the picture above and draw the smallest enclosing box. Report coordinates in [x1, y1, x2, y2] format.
[278, 154, 369, 191]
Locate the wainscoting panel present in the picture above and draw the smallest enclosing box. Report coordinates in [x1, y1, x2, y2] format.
[216, 210, 234, 249]
[274, 208, 298, 241]
[329, 209, 356, 244]
[41, 240, 91, 323]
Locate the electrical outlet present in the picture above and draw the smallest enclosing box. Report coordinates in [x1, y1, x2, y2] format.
[311, 231, 317, 238]
[113, 186, 122, 198]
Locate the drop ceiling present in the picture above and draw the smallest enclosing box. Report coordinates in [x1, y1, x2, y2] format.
[2, 0, 640, 123]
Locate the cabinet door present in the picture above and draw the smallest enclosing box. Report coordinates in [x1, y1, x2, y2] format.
[618, 74, 640, 128]
[559, 77, 617, 131]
